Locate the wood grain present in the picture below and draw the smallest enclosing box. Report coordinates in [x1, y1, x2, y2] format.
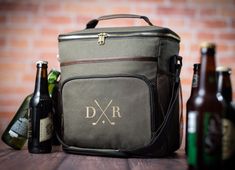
[0, 129, 187, 170]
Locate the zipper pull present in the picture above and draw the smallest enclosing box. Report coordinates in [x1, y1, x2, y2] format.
[97, 33, 107, 45]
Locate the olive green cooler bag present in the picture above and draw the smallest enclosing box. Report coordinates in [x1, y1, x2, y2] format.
[57, 14, 183, 157]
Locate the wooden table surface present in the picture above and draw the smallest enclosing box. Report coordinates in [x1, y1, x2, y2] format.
[0, 139, 187, 170]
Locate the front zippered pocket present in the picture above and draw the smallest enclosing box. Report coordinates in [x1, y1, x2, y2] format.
[61, 74, 155, 151]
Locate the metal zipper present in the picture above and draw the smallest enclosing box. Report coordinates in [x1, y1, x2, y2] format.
[97, 33, 108, 45]
[59, 31, 180, 45]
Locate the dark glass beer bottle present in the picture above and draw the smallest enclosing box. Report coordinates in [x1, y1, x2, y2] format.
[28, 61, 53, 153]
[48, 69, 61, 145]
[216, 66, 235, 170]
[1, 69, 59, 150]
[187, 42, 223, 170]
[186, 63, 201, 155]
[1, 94, 32, 150]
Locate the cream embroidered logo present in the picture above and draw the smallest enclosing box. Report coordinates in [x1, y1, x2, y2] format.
[85, 100, 121, 126]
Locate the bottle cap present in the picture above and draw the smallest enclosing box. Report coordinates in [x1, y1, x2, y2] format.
[200, 42, 216, 49]
[216, 66, 231, 73]
[200, 42, 216, 55]
[36, 60, 48, 68]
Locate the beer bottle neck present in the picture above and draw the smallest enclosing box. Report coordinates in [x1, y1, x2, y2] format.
[199, 52, 217, 95]
[217, 72, 232, 102]
[48, 71, 60, 84]
[48, 70, 60, 97]
[190, 64, 201, 97]
[190, 70, 200, 97]
[33, 67, 49, 95]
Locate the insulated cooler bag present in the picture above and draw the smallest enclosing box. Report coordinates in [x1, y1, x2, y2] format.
[57, 14, 183, 157]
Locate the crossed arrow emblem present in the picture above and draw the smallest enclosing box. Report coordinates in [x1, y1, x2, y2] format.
[85, 100, 121, 126]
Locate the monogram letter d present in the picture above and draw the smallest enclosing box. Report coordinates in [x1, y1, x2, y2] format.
[85, 106, 96, 118]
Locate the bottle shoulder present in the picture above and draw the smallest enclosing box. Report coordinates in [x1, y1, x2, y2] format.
[30, 94, 52, 107]
[188, 94, 224, 112]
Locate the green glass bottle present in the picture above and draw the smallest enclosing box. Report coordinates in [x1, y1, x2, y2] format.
[47, 69, 61, 145]
[186, 63, 201, 155]
[1, 94, 32, 150]
[48, 69, 60, 98]
[1, 68, 60, 150]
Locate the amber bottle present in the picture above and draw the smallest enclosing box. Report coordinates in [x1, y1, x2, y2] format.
[216, 66, 235, 170]
[187, 42, 223, 170]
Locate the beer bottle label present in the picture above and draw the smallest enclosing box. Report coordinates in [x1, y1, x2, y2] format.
[39, 115, 52, 142]
[187, 111, 198, 166]
[203, 112, 222, 166]
[223, 118, 235, 160]
[9, 118, 28, 138]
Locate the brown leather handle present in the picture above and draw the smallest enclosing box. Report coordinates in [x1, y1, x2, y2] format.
[86, 14, 153, 29]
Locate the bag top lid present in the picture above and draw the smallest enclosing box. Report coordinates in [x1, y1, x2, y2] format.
[58, 14, 180, 42]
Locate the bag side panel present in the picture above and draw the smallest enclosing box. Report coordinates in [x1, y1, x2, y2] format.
[154, 38, 181, 153]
